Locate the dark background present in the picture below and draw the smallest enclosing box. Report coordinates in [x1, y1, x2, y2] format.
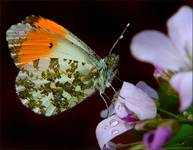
[0, 0, 192, 149]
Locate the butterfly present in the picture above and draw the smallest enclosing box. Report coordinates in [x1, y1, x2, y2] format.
[6, 15, 129, 117]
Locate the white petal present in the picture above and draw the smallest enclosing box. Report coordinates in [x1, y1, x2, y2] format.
[170, 71, 193, 111]
[136, 81, 159, 99]
[130, 31, 186, 71]
[96, 114, 133, 149]
[167, 6, 192, 65]
[118, 82, 157, 120]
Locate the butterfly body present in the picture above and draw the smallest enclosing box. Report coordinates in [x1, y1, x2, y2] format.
[94, 53, 119, 93]
[6, 16, 119, 116]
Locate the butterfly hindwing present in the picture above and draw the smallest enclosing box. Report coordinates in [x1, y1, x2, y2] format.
[16, 57, 98, 116]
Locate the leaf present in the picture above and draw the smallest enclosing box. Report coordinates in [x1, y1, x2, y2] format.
[157, 78, 179, 113]
[128, 143, 146, 150]
[164, 124, 193, 149]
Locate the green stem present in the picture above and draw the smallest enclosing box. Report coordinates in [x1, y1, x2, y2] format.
[178, 120, 193, 124]
[158, 108, 193, 124]
[158, 108, 179, 119]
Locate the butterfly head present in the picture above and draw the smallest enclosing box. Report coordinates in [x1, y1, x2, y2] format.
[104, 53, 119, 85]
[105, 53, 119, 70]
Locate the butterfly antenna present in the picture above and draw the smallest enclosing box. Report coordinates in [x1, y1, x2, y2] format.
[100, 93, 110, 117]
[109, 22, 130, 54]
[103, 92, 111, 102]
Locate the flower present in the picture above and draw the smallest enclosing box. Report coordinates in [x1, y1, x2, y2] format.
[153, 65, 166, 78]
[143, 127, 172, 150]
[136, 81, 159, 100]
[130, 6, 192, 111]
[115, 81, 157, 120]
[96, 81, 157, 149]
[170, 72, 192, 111]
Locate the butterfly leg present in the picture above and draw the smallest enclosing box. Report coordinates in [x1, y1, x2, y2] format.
[100, 93, 110, 117]
[102, 92, 111, 102]
[109, 84, 117, 94]
[115, 75, 122, 83]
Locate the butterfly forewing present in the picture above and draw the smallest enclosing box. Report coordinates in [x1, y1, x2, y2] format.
[23, 15, 100, 59]
[6, 15, 100, 69]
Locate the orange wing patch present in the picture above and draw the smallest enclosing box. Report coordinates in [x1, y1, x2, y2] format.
[7, 16, 72, 69]
[18, 30, 58, 66]
[6, 22, 59, 69]
[23, 15, 66, 36]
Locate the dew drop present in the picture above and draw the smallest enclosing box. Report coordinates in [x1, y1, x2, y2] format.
[120, 35, 124, 39]
[110, 119, 119, 127]
[104, 125, 108, 130]
[112, 129, 119, 135]
[116, 104, 121, 111]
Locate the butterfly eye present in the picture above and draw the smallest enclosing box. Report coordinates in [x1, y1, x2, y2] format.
[106, 54, 116, 66]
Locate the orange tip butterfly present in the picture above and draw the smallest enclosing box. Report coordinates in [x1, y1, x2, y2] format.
[6, 15, 129, 116]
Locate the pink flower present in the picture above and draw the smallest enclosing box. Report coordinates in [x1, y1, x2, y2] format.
[153, 65, 166, 78]
[170, 72, 192, 111]
[130, 6, 192, 111]
[96, 81, 157, 149]
[143, 127, 172, 150]
[115, 81, 157, 120]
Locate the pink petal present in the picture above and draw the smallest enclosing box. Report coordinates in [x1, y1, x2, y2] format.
[170, 71, 193, 111]
[114, 100, 130, 118]
[143, 127, 172, 150]
[153, 65, 166, 78]
[136, 81, 159, 99]
[118, 82, 157, 120]
[96, 114, 133, 149]
[105, 141, 131, 149]
[130, 31, 186, 71]
[167, 6, 192, 66]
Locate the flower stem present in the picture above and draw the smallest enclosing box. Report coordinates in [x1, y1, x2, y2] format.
[178, 120, 193, 124]
[158, 108, 179, 119]
[158, 108, 193, 125]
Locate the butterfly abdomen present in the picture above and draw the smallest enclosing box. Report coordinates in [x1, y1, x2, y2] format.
[94, 53, 119, 94]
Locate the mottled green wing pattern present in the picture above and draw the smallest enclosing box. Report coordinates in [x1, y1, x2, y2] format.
[16, 57, 99, 116]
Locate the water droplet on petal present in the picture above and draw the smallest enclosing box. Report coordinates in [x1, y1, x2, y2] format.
[117, 104, 121, 110]
[112, 129, 119, 135]
[110, 119, 119, 127]
[104, 125, 108, 130]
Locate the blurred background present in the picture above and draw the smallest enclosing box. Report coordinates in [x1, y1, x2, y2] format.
[0, 0, 192, 149]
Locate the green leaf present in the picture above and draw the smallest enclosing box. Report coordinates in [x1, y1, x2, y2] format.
[164, 124, 193, 149]
[128, 143, 146, 150]
[186, 105, 193, 117]
[157, 78, 179, 113]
